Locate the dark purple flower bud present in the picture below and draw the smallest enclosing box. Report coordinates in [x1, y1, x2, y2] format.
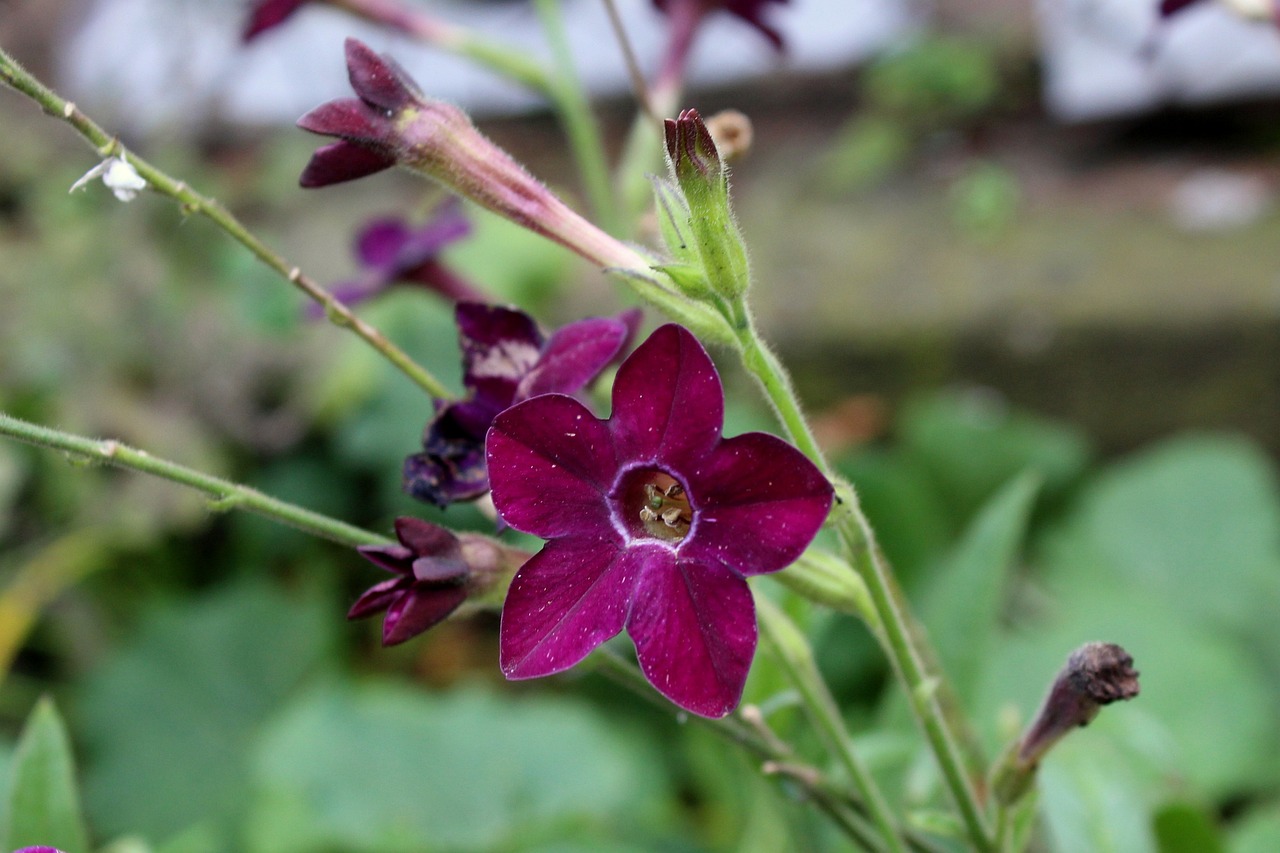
[664, 108, 723, 184]
[486, 324, 834, 717]
[994, 642, 1140, 804]
[308, 198, 482, 317]
[350, 517, 526, 645]
[1158, 0, 1206, 14]
[404, 303, 637, 508]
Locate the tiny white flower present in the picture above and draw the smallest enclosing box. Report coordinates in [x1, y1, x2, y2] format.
[70, 156, 147, 202]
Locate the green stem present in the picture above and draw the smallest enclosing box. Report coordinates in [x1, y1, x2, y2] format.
[734, 318, 995, 852]
[0, 46, 453, 401]
[0, 412, 390, 549]
[531, 0, 621, 235]
[756, 597, 908, 853]
[592, 647, 903, 853]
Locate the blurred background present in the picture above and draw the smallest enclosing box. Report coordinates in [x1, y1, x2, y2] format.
[2, 1, 1280, 851]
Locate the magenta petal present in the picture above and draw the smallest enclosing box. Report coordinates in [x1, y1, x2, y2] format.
[357, 543, 414, 574]
[456, 303, 542, 399]
[486, 395, 617, 538]
[393, 517, 460, 559]
[243, 0, 309, 41]
[357, 218, 412, 268]
[344, 38, 422, 111]
[1159, 0, 1205, 15]
[610, 324, 723, 468]
[518, 317, 629, 399]
[628, 557, 756, 717]
[684, 432, 833, 576]
[500, 537, 647, 678]
[383, 585, 468, 645]
[297, 98, 385, 142]
[299, 141, 396, 188]
[348, 578, 405, 620]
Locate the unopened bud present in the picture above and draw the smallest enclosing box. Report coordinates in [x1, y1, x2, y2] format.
[993, 642, 1140, 805]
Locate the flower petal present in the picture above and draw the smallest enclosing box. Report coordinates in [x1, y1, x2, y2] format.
[610, 324, 723, 468]
[356, 218, 412, 269]
[394, 517, 461, 560]
[382, 585, 468, 645]
[344, 38, 422, 111]
[500, 536, 648, 678]
[517, 316, 629, 399]
[398, 197, 471, 266]
[299, 141, 395, 188]
[683, 432, 833, 576]
[347, 577, 406, 620]
[486, 394, 618, 538]
[242, 0, 309, 41]
[628, 557, 756, 717]
[297, 98, 385, 143]
[456, 302, 542, 402]
[356, 543, 413, 574]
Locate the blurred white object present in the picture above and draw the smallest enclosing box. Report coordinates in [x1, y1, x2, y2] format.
[1168, 167, 1272, 231]
[60, 0, 918, 133]
[1038, 0, 1280, 121]
[70, 156, 148, 201]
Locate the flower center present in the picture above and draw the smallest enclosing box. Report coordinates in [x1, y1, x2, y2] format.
[615, 470, 693, 543]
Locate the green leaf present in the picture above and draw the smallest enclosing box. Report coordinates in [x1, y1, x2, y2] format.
[79, 580, 335, 844]
[246, 681, 670, 853]
[919, 471, 1040, 702]
[1229, 801, 1280, 853]
[5, 697, 90, 853]
[1154, 803, 1224, 853]
[899, 390, 1091, 526]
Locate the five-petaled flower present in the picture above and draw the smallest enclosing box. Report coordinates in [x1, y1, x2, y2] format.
[310, 198, 482, 317]
[486, 324, 833, 717]
[350, 516, 523, 645]
[404, 303, 637, 507]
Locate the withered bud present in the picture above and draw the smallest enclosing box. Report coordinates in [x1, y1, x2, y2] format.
[994, 642, 1140, 805]
[703, 110, 753, 162]
[664, 108, 723, 182]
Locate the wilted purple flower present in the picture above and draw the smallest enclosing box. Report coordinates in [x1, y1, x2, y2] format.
[404, 303, 638, 507]
[486, 324, 833, 717]
[243, 0, 309, 40]
[309, 198, 481, 317]
[243, 0, 432, 42]
[350, 517, 526, 645]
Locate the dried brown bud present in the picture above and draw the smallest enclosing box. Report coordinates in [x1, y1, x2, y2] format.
[994, 642, 1140, 805]
[704, 110, 753, 162]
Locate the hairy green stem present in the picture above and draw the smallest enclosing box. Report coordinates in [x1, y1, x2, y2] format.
[733, 316, 995, 851]
[531, 0, 621, 235]
[0, 46, 452, 401]
[0, 412, 390, 549]
[756, 598, 908, 853]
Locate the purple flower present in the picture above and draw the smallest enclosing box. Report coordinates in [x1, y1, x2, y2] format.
[310, 198, 481, 317]
[486, 324, 833, 717]
[350, 517, 526, 645]
[13, 848, 67, 853]
[404, 303, 638, 507]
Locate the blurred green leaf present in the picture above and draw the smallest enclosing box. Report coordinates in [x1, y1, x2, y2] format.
[246, 680, 670, 853]
[79, 580, 335, 844]
[899, 390, 1090, 526]
[4, 697, 90, 853]
[920, 471, 1040, 702]
[1154, 803, 1224, 853]
[1229, 802, 1280, 853]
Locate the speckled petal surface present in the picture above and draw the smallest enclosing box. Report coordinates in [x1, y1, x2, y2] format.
[500, 536, 648, 678]
[486, 394, 617, 538]
[628, 557, 756, 717]
[683, 432, 833, 575]
[610, 324, 723, 469]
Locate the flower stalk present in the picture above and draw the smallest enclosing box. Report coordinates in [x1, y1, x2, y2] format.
[0, 412, 390, 549]
[0, 46, 452, 400]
